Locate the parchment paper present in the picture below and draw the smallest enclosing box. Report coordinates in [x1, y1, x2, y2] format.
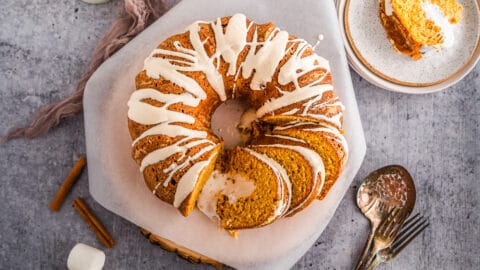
[83, 0, 366, 269]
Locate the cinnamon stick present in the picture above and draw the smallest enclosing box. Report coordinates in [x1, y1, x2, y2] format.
[72, 197, 115, 248]
[49, 156, 86, 211]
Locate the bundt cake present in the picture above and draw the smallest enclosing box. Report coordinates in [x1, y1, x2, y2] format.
[127, 14, 348, 230]
[379, 0, 463, 60]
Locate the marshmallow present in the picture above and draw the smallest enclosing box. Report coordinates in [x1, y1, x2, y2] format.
[67, 243, 105, 270]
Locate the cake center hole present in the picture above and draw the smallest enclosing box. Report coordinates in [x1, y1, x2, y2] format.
[211, 99, 257, 149]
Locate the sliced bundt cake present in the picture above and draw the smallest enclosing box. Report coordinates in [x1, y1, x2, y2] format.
[127, 14, 348, 228]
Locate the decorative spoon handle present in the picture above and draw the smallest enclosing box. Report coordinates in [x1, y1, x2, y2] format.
[355, 225, 376, 270]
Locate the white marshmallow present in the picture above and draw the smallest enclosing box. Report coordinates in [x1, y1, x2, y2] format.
[67, 243, 105, 270]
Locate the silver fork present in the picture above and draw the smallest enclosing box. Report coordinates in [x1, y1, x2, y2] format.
[365, 214, 430, 270]
[359, 206, 409, 270]
[360, 207, 408, 269]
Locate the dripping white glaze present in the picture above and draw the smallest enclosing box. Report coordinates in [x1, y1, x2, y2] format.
[255, 39, 336, 121]
[210, 14, 248, 76]
[241, 28, 290, 90]
[312, 34, 324, 50]
[384, 0, 393, 16]
[273, 122, 349, 157]
[421, 1, 455, 48]
[173, 152, 218, 208]
[128, 88, 197, 126]
[143, 13, 336, 118]
[272, 120, 304, 131]
[156, 140, 215, 188]
[302, 125, 349, 157]
[278, 42, 329, 86]
[128, 88, 218, 208]
[264, 134, 307, 144]
[197, 171, 256, 221]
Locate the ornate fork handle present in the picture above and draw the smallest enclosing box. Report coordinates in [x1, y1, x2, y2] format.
[365, 214, 430, 270]
[355, 201, 388, 270]
[359, 207, 407, 270]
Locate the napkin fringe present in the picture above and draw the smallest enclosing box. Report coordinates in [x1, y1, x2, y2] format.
[1, 0, 167, 142]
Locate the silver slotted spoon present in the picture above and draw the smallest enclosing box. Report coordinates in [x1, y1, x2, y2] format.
[355, 165, 416, 270]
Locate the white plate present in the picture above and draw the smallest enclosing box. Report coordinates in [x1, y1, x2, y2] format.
[83, 0, 366, 269]
[338, 0, 480, 93]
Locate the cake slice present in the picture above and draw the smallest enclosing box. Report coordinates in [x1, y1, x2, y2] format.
[273, 121, 348, 199]
[197, 147, 291, 230]
[249, 135, 325, 216]
[379, 0, 463, 59]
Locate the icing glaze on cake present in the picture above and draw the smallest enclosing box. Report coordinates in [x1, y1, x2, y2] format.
[127, 14, 348, 229]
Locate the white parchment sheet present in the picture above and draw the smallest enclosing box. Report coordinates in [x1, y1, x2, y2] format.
[84, 0, 366, 269]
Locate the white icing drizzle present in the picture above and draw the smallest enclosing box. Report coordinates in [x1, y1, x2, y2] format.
[173, 152, 218, 207]
[143, 13, 337, 119]
[385, 0, 393, 16]
[278, 42, 330, 86]
[312, 34, 324, 50]
[128, 88, 197, 126]
[128, 87, 218, 206]
[210, 14, 249, 76]
[257, 84, 332, 117]
[282, 108, 299, 115]
[128, 88, 215, 177]
[251, 143, 325, 215]
[421, 1, 455, 48]
[132, 122, 207, 147]
[157, 139, 215, 187]
[256, 38, 336, 121]
[144, 47, 210, 99]
[197, 171, 256, 221]
[315, 113, 343, 128]
[244, 148, 292, 217]
[301, 125, 349, 157]
[241, 28, 290, 90]
[272, 120, 305, 130]
[273, 122, 349, 157]
[264, 134, 307, 144]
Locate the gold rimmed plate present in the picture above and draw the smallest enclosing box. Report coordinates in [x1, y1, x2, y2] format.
[338, 0, 480, 93]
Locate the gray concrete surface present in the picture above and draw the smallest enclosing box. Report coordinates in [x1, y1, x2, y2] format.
[1, 0, 478, 269]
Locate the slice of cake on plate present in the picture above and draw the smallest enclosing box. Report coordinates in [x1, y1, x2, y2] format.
[379, 0, 463, 59]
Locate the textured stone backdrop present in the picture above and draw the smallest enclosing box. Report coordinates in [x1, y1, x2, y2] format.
[0, 0, 478, 269]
